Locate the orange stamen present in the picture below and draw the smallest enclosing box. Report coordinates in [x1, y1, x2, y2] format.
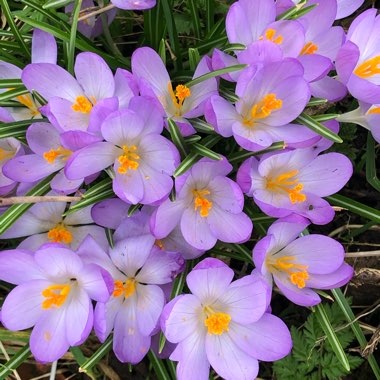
[192, 189, 212, 217]
[43, 146, 72, 164]
[243, 93, 282, 127]
[71, 95, 94, 113]
[112, 279, 136, 298]
[259, 28, 283, 44]
[354, 56, 380, 78]
[47, 224, 73, 244]
[367, 106, 380, 115]
[300, 42, 318, 55]
[117, 145, 140, 174]
[42, 284, 71, 309]
[204, 310, 231, 335]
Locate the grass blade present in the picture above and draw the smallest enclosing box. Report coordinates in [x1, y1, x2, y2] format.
[43, 0, 73, 9]
[366, 133, 380, 192]
[147, 350, 172, 380]
[167, 119, 188, 158]
[229, 142, 285, 164]
[0, 344, 31, 379]
[192, 142, 221, 161]
[206, 0, 214, 33]
[0, 88, 29, 102]
[67, 0, 83, 74]
[188, 48, 200, 71]
[0, 79, 24, 88]
[79, 336, 113, 373]
[189, 0, 201, 39]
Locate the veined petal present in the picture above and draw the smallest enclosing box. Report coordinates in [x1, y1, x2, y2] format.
[32, 29, 57, 64]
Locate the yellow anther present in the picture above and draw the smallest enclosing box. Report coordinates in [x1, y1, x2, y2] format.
[117, 145, 140, 174]
[16, 94, 40, 117]
[155, 239, 164, 250]
[42, 284, 71, 309]
[367, 106, 380, 115]
[112, 279, 136, 298]
[259, 28, 283, 44]
[71, 95, 93, 113]
[243, 94, 282, 126]
[168, 82, 191, 116]
[204, 312, 231, 335]
[266, 169, 306, 204]
[354, 56, 380, 78]
[47, 224, 73, 244]
[43, 146, 72, 164]
[192, 189, 212, 217]
[300, 42, 318, 55]
[0, 148, 15, 161]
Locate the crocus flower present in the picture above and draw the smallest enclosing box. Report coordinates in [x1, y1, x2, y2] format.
[205, 59, 315, 151]
[132, 47, 217, 136]
[161, 258, 292, 380]
[151, 158, 252, 250]
[0, 196, 108, 251]
[76, 235, 183, 363]
[337, 102, 380, 143]
[22, 52, 116, 132]
[3, 122, 100, 194]
[253, 215, 354, 306]
[336, 9, 380, 104]
[65, 104, 179, 205]
[0, 138, 24, 195]
[0, 29, 57, 122]
[237, 148, 353, 224]
[91, 199, 204, 259]
[336, 0, 364, 19]
[0, 244, 112, 362]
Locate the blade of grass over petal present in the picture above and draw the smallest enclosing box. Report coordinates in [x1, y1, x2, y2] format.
[0, 88, 29, 102]
[314, 303, 350, 372]
[289, 3, 318, 19]
[185, 64, 247, 87]
[128, 203, 141, 217]
[0, 79, 24, 88]
[148, 350, 172, 380]
[167, 119, 188, 158]
[0, 344, 31, 379]
[277, 0, 307, 20]
[326, 194, 380, 223]
[229, 142, 285, 164]
[192, 142, 221, 161]
[296, 112, 343, 143]
[366, 133, 380, 192]
[79, 336, 113, 374]
[332, 288, 380, 380]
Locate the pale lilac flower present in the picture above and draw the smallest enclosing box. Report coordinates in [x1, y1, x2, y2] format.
[77, 235, 183, 363]
[161, 258, 292, 380]
[253, 215, 354, 306]
[0, 244, 112, 362]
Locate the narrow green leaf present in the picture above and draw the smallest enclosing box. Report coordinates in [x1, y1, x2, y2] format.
[0, 118, 46, 139]
[190, 118, 215, 133]
[188, 48, 201, 71]
[206, 0, 214, 33]
[128, 203, 141, 217]
[312, 113, 339, 122]
[314, 303, 350, 372]
[223, 43, 246, 52]
[289, 3, 318, 19]
[147, 350, 172, 380]
[307, 97, 328, 107]
[67, 0, 82, 74]
[159, 39, 166, 65]
[229, 142, 285, 164]
[79, 336, 113, 373]
[0, 88, 29, 102]
[295, 112, 343, 143]
[276, 0, 307, 20]
[166, 360, 177, 379]
[219, 88, 240, 103]
[184, 135, 201, 144]
[0, 79, 24, 89]
[0, 101, 23, 108]
[0, 344, 31, 379]
[0, 0, 31, 58]
[43, 0, 73, 9]
[230, 243, 253, 263]
[185, 64, 247, 88]
[366, 133, 380, 192]
[192, 142, 221, 161]
[195, 35, 228, 55]
[167, 118, 188, 158]
[332, 288, 380, 380]
[64, 178, 113, 216]
[70, 347, 97, 380]
[326, 194, 380, 223]
[0, 175, 52, 235]
[0, 329, 30, 342]
[189, 0, 201, 39]
[32, 90, 48, 106]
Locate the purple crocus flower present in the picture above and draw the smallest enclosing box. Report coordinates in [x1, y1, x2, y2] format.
[336, 0, 364, 19]
[91, 199, 204, 259]
[0, 244, 112, 362]
[336, 9, 380, 104]
[337, 102, 380, 143]
[237, 147, 353, 224]
[3, 122, 100, 194]
[0, 196, 108, 251]
[151, 158, 252, 250]
[253, 215, 354, 306]
[132, 47, 217, 136]
[0, 138, 24, 195]
[65, 104, 179, 205]
[76, 235, 183, 363]
[161, 258, 292, 380]
[205, 59, 315, 151]
[22, 52, 116, 132]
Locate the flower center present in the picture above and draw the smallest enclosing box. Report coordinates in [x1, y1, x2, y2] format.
[71, 95, 95, 113]
[243, 94, 282, 126]
[16, 93, 40, 117]
[204, 308, 231, 335]
[0, 147, 15, 161]
[43, 146, 72, 164]
[113, 279, 136, 298]
[300, 42, 318, 55]
[168, 82, 191, 116]
[267, 255, 309, 288]
[117, 145, 140, 174]
[259, 28, 283, 44]
[266, 169, 306, 204]
[42, 284, 71, 309]
[192, 189, 212, 217]
[354, 56, 380, 78]
[47, 224, 73, 244]
[155, 239, 164, 250]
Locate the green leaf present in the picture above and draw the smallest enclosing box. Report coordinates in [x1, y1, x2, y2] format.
[332, 289, 380, 379]
[189, 48, 201, 71]
[63, 178, 114, 216]
[0, 118, 47, 139]
[289, 3, 318, 19]
[0, 79, 24, 89]
[128, 203, 141, 217]
[185, 64, 247, 88]
[0, 88, 29, 102]
[223, 43, 246, 52]
[0, 344, 31, 379]
[184, 134, 201, 144]
[0, 175, 52, 235]
[312, 113, 340, 122]
[159, 39, 166, 65]
[366, 133, 380, 192]
[191, 142, 221, 161]
[206, 0, 214, 33]
[229, 142, 285, 164]
[167, 118, 188, 158]
[189, 0, 201, 39]
[147, 350, 172, 380]
[67, 0, 83, 74]
[295, 112, 343, 143]
[307, 98, 328, 107]
[0, 329, 30, 342]
[0, 0, 31, 58]
[313, 304, 350, 372]
[79, 336, 113, 373]
[190, 118, 215, 133]
[43, 0, 73, 9]
[326, 194, 380, 223]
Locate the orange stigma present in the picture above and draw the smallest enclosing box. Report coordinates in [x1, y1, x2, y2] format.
[43, 146, 72, 164]
[300, 42, 318, 55]
[244, 94, 282, 126]
[367, 106, 380, 115]
[266, 169, 306, 204]
[204, 308, 231, 335]
[193, 189, 212, 217]
[42, 284, 71, 309]
[71, 95, 94, 113]
[354, 56, 380, 78]
[113, 279, 136, 298]
[47, 224, 73, 244]
[259, 28, 283, 44]
[16, 93, 40, 117]
[117, 145, 140, 174]
[168, 82, 191, 116]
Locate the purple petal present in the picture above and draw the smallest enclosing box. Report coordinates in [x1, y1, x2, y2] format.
[32, 29, 57, 64]
[336, 0, 364, 19]
[310, 76, 347, 102]
[111, 0, 156, 10]
[51, 170, 83, 195]
[26, 122, 61, 155]
[335, 41, 360, 84]
[60, 130, 102, 151]
[306, 262, 354, 289]
[91, 198, 130, 229]
[114, 68, 139, 108]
